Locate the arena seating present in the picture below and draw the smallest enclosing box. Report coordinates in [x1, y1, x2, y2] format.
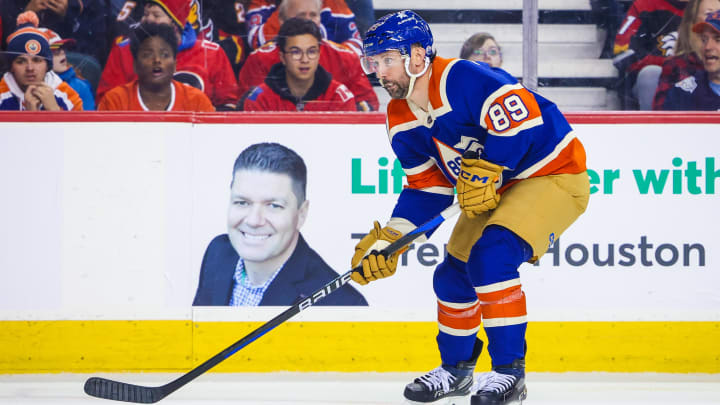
[373, 0, 620, 111]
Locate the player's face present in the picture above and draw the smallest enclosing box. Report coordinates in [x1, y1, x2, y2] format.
[280, 34, 321, 82]
[468, 39, 502, 68]
[700, 28, 720, 78]
[363, 50, 410, 99]
[10, 54, 48, 90]
[142, 4, 174, 25]
[285, 0, 322, 26]
[134, 36, 176, 89]
[227, 170, 308, 269]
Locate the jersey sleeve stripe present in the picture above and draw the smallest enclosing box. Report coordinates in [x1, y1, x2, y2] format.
[487, 116, 544, 137]
[419, 186, 455, 195]
[511, 131, 586, 180]
[403, 159, 436, 175]
[406, 165, 454, 190]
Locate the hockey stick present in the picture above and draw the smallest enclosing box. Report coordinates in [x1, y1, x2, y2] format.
[84, 203, 461, 403]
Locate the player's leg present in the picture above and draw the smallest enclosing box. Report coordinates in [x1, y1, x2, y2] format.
[466, 225, 531, 405]
[469, 172, 590, 404]
[403, 253, 483, 403]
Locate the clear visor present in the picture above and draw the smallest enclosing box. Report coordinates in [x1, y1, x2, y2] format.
[360, 52, 406, 75]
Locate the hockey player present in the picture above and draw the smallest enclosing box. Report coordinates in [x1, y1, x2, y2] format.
[240, 17, 356, 111]
[97, 0, 240, 110]
[351, 10, 590, 404]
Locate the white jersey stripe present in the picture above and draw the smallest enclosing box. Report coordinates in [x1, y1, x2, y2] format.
[483, 315, 528, 328]
[420, 186, 455, 195]
[486, 116, 544, 137]
[438, 324, 481, 336]
[403, 159, 437, 175]
[438, 299, 479, 309]
[511, 130, 577, 180]
[474, 278, 521, 294]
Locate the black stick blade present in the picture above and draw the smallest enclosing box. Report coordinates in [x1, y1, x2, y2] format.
[84, 377, 165, 403]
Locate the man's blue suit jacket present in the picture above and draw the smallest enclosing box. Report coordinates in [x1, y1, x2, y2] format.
[192, 233, 368, 306]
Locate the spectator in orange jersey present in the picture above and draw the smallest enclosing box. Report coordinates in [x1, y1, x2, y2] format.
[240, 17, 355, 111]
[0, 11, 82, 110]
[238, 0, 377, 111]
[98, 22, 214, 111]
[97, 0, 240, 110]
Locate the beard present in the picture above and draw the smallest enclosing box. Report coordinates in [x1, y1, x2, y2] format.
[381, 78, 410, 99]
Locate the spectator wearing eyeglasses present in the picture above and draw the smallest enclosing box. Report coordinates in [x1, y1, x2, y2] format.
[460, 32, 503, 68]
[240, 17, 356, 111]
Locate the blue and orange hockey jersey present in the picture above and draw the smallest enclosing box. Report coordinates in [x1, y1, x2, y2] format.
[385, 57, 586, 230]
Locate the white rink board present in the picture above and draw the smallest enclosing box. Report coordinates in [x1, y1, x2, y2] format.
[0, 121, 718, 322]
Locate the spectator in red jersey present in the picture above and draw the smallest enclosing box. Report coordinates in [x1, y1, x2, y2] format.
[653, 0, 720, 109]
[97, 0, 240, 110]
[98, 22, 214, 111]
[237, 0, 377, 111]
[0, 11, 82, 110]
[246, 0, 362, 55]
[240, 17, 355, 111]
[613, 0, 688, 109]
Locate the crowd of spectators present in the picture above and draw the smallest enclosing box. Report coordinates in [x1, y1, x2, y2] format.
[0, 0, 376, 111]
[2, 0, 719, 111]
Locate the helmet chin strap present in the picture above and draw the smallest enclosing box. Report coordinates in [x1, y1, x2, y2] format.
[403, 56, 431, 100]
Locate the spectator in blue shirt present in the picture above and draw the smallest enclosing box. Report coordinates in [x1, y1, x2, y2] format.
[44, 28, 95, 110]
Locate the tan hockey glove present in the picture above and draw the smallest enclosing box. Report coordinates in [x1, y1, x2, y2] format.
[350, 221, 404, 285]
[456, 157, 504, 218]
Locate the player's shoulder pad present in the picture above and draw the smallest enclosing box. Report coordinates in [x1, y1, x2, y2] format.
[674, 76, 697, 94]
[247, 86, 264, 101]
[200, 40, 220, 50]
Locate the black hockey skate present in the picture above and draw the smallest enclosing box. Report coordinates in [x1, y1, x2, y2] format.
[470, 359, 527, 405]
[403, 338, 483, 403]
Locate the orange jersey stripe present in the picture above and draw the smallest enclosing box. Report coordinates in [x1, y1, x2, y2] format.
[437, 301, 482, 331]
[497, 137, 587, 194]
[387, 99, 417, 130]
[406, 165, 454, 190]
[428, 57, 454, 110]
